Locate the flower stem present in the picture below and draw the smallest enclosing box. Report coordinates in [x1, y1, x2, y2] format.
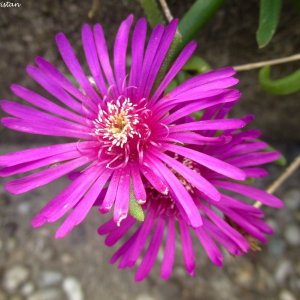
[254, 154, 300, 208]
[88, 0, 101, 19]
[158, 0, 174, 22]
[234, 54, 300, 72]
[138, 0, 165, 27]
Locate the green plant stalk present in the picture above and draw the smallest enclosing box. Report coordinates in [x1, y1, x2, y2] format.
[259, 66, 300, 95]
[183, 55, 212, 74]
[178, 0, 224, 52]
[138, 0, 165, 28]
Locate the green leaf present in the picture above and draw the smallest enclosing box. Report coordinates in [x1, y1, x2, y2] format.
[275, 155, 287, 167]
[192, 110, 204, 120]
[256, 0, 282, 48]
[129, 185, 145, 222]
[182, 55, 212, 74]
[138, 0, 165, 28]
[178, 0, 224, 51]
[66, 74, 78, 87]
[165, 78, 179, 93]
[292, 0, 300, 15]
[243, 178, 256, 185]
[259, 66, 300, 95]
[263, 144, 287, 166]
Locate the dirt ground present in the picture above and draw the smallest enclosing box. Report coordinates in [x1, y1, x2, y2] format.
[0, 1, 299, 300]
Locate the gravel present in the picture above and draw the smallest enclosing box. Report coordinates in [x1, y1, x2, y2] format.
[38, 271, 63, 288]
[63, 277, 84, 300]
[28, 288, 64, 300]
[2, 264, 30, 293]
[275, 260, 293, 285]
[279, 290, 297, 300]
[283, 189, 300, 210]
[284, 225, 300, 247]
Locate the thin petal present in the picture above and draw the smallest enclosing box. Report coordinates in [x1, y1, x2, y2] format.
[129, 18, 147, 87]
[32, 163, 101, 227]
[82, 24, 107, 97]
[130, 163, 147, 203]
[137, 24, 164, 99]
[104, 217, 136, 246]
[159, 90, 240, 124]
[114, 168, 131, 225]
[213, 180, 283, 208]
[0, 100, 89, 132]
[10, 84, 85, 123]
[150, 147, 220, 201]
[5, 156, 92, 194]
[169, 67, 236, 96]
[1, 117, 91, 140]
[35, 57, 94, 114]
[227, 151, 280, 167]
[146, 155, 202, 228]
[143, 19, 179, 98]
[114, 15, 133, 93]
[169, 118, 246, 133]
[135, 217, 165, 281]
[140, 165, 168, 195]
[0, 151, 83, 177]
[198, 202, 249, 252]
[0, 141, 96, 167]
[195, 227, 223, 266]
[100, 169, 122, 213]
[179, 219, 196, 276]
[124, 208, 156, 267]
[161, 216, 176, 280]
[55, 32, 101, 106]
[162, 143, 246, 181]
[55, 168, 112, 238]
[93, 24, 117, 97]
[151, 41, 197, 103]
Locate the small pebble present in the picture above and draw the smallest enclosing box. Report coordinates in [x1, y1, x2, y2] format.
[275, 260, 293, 284]
[21, 282, 35, 296]
[63, 277, 83, 300]
[279, 290, 296, 300]
[10, 296, 22, 300]
[2, 265, 29, 293]
[234, 262, 254, 287]
[136, 294, 156, 300]
[0, 289, 7, 300]
[17, 202, 31, 215]
[38, 271, 63, 287]
[284, 225, 300, 246]
[283, 189, 300, 210]
[268, 238, 286, 257]
[28, 288, 63, 300]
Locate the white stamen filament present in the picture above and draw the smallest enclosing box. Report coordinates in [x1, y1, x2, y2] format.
[92, 98, 141, 149]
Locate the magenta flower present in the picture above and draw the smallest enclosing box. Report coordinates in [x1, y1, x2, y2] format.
[98, 122, 283, 281]
[0, 15, 282, 249]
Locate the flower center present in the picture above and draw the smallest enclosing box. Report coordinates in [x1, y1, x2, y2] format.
[91, 97, 152, 168]
[171, 154, 201, 194]
[92, 98, 142, 150]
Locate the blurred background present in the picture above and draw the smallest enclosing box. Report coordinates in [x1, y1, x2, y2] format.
[0, 0, 299, 299]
